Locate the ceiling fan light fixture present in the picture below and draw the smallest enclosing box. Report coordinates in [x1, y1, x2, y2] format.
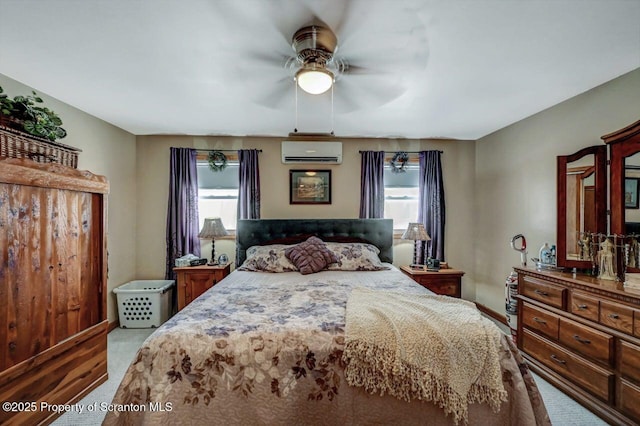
[296, 67, 334, 95]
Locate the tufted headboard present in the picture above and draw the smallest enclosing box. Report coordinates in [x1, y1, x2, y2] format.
[235, 219, 393, 266]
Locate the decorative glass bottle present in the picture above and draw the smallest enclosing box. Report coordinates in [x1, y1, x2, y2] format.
[539, 243, 552, 264]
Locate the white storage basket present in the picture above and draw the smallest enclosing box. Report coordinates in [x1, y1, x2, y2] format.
[113, 280, 174, 328]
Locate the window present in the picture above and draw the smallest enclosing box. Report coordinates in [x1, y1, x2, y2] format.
[384, 160, 419, 232]
[197, 160, 238, 231]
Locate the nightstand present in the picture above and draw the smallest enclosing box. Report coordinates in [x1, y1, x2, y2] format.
[174, 264, 231, 311]
[400, 265, 465, 298]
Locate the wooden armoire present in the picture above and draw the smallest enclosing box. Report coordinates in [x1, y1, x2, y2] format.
[0, 158, 109, 424]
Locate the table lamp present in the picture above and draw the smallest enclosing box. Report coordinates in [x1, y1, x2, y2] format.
[401, 222, 431, 268]
[198, 217, 229, 265]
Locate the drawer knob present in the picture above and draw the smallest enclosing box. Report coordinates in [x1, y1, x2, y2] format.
[550, 354, 567, 365]
[534, 289, 549, 296]
[573, 335, 591, 344]
[577, 304, 588, 310]
[532, 317, 547, 325]
[608, 313, 620, 320]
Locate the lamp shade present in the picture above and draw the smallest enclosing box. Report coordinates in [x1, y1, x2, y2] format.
[296, 66, 334, 95]
[198, 217, 229, 239]
[401, 223, 431, 241]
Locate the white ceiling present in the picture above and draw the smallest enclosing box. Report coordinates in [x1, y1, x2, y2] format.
[0, 0, 639, 140]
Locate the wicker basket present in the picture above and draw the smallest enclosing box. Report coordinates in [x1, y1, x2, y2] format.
[0, 124, 81, 168]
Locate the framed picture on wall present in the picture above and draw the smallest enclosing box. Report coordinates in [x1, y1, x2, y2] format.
[625, 178, 639, 209]
[289, 170, 331, 204]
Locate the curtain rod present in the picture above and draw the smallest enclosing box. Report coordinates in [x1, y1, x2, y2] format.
[358, 150, 443, 154]
[195, 149, 262, 153]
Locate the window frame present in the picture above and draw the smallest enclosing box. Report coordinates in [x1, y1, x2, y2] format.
[383, 154, 420, 236]
[196, 152, 239, 236]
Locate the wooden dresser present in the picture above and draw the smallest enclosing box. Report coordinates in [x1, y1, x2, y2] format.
[400, 265, 464, 298]
[515, 267, 640, 425]
[0, 158, 109, 425]
[174, 264, 231, 311]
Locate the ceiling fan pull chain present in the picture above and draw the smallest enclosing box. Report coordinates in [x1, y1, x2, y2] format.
[331, 83, 334, 135]
[294, 79, 298, 133]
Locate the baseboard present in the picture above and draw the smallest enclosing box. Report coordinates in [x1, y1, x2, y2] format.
[475, 303, 507, 326]
[108, 320, 120, 333]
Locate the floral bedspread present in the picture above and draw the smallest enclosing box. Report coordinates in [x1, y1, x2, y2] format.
[103, 267, 550, 426]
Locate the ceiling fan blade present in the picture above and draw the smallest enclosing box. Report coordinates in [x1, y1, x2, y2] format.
[332, 88, 362, 114]
[249, 51, 293, 69]
[264, 2, 322, 46]
[254, 77, 295, 110]
[328, 0, 358, 41]
[335, 3, 429, 74]
[333, 73, 407, 113]
[339, 62, 385, 76]
[343, 64, 369, 75]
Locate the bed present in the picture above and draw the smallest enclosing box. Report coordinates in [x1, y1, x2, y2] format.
[104, 219, 549, 425]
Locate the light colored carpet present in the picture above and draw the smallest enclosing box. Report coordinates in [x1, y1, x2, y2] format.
[52, 327, 607, 425]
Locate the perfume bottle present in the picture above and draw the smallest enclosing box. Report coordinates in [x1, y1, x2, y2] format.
[539, 243, 552, 264]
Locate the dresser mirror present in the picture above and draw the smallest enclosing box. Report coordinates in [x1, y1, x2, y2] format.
[624, 152, 640, 234]
[602, 119, 640, 275]
[604, 120, 640, 236]
[556, 145, 607, 269]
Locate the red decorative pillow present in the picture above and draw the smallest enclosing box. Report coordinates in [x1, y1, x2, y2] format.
[285, 236, 338, 275]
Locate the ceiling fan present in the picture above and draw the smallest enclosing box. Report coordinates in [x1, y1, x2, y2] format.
[287, 24, 346, 95]
[230, 2, 429, 114]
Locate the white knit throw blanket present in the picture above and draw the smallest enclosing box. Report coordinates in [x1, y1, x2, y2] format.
[343, 288, 507, 425]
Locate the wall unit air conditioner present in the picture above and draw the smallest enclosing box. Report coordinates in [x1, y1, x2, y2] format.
[281, 141, 342, 164]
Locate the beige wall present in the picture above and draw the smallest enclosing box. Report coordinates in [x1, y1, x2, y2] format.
[0, 74, 137, 323]
[9, 66, 637, 323]
[135, 135, 477, 298]
[475, 68, 640, 314]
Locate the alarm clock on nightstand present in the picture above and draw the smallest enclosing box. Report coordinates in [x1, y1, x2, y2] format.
[218, 253, 229, 265]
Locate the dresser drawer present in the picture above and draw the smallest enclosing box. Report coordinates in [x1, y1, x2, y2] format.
[522, 302, 559, 340]
[521, 276, 565, 309]
[570, 291, 600, 322]
[558, 317, 613, 367]
[600, 300, 634, 334]
[416, 279, 459, 297]
[620, 340, 640, 383]
[522, 329, 613, 402]
[619, 379, 640, 422]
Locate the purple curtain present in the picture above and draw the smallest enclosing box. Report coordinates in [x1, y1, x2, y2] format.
[165, 148, 201, 280]
[418, 150, 445, 261]
[359, 151, 385, 218]
[237, 149, 261, 219]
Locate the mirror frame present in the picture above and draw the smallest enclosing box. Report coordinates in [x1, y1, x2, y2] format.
[603, 119, 640, 237]
[557, 145, 607, 269]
